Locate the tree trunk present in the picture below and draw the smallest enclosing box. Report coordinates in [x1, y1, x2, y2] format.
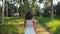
[51, 0, 54, 21]
[17, 0, 18, 13]
[1, 0, 4, 23]
[12, 8, 14, 17]
[6, 0, 8, 17]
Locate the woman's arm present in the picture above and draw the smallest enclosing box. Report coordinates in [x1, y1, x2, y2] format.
[33, 19, 36, 33]
[24, 19, 26, 28]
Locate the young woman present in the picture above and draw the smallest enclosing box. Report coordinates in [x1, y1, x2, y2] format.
[24, 11, 36, 34]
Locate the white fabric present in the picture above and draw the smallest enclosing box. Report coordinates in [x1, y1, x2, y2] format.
[25, 19, 36, 34]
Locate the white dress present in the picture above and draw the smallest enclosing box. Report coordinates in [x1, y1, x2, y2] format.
[25, 19, 36, 34]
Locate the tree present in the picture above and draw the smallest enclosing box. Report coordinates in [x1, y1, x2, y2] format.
[51, 0, 54, 21]
[8, 3, 15, 17]
[55, 2, 60, 15]
[19, 0, 36, 16]
[44, 0, 54, 21]
[0, 6, 2, 17]
[5, 0, 8, 17]
[39, 0, 44, 3]
[1, 0, 4, 23]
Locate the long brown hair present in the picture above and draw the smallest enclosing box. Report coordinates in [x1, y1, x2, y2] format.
[25, 11, 33, 20]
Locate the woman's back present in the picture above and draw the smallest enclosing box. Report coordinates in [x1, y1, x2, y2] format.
[26, 19, 34, 28]
[24, 11, 36, 34]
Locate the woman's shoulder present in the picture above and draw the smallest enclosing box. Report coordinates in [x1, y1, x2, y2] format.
[32, 19, 36, 20]
[32, 19, 36, 22]
[24, 19, 36, 21]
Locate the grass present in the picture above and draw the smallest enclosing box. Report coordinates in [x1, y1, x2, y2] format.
[0, 17, 42, 34]
[46, 20, 60, 32]
[39, 16, 60, 34]
[0, 17, 24, 34]
[0, 24, 20, 34]
[0, 16, 60, 34]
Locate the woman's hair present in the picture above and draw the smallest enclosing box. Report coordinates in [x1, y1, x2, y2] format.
[25, 11, 33, 20]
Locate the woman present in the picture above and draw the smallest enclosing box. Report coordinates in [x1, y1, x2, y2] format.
[24, 11, 36, 34]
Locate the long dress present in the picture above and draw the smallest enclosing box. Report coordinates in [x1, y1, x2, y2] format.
[25, 19, 36, 34]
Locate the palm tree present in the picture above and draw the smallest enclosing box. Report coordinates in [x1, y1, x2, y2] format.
[44, 0, 54, 21]
[5, 0, 8, 17]
[1, 0, 4, 23]
[51, 0, 54, 21]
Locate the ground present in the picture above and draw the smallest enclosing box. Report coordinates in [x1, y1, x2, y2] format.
[0, 17, 60, 34]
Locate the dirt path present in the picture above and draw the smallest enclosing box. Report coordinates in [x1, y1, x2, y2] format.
[35, 18, 51, 34]
[19, 19, 51, 34]
[19, 24, 51, 34]
[36, 24, 51, 34]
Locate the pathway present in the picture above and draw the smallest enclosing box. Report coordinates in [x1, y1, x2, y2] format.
[19, 19, 51, 34]
[36, 24, 51, 34]
[36, 18, 51, 34]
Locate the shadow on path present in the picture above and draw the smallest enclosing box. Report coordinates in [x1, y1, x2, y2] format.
[36, 18, 52, 34]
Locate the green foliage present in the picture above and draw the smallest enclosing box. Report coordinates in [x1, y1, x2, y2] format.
[0, 6, 2, 17]
[38, 17, 51, 24]
[0, 24, 20, 34]
[39, 0, 44, 3]
[1, 0, 40, 17]
[55, 2, 60, 15]
[32, 0, 36, 2]
[4, 1, 15, 17]
[54, 26, 60, 34]
[19, 0, 36, 16]
[4, 17, 24, 22]
[39, 17, 60, 34]
[43, 6, 51, 17]
[0, 17, 24, 34]
[35, 10, 40, 17]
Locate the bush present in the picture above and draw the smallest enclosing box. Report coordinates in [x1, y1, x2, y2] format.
[38, 17, 60, 34]
[0, 24, 20, 34]
[54, 26, 60, 34]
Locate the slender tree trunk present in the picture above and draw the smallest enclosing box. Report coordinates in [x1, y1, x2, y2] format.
[12, 1, 14, 17]
[16, 0, 19, 17]
[2, 0, 4, 23]
[12, 8, 14, 16]
[6, 0, 8, 17]
[17, 0, 18, 13]
[39, 8, 42, 17]
[51, 0, 54, 21]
